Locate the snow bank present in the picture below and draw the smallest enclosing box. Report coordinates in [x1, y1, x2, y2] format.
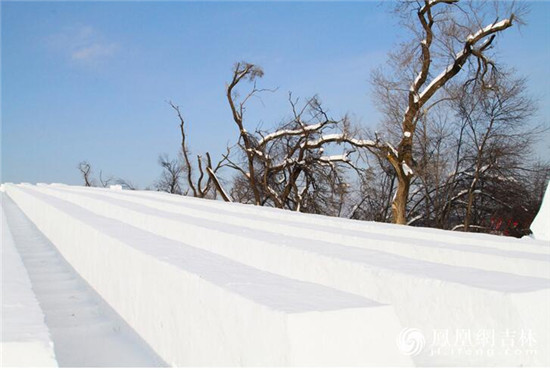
[19, 184, 550, 366]
[107, 183, 550, 254]
[3, 185, 410, 366]
[42, 185, 550, 279]
[531, 182, 550, 242]
[1, 200, 58, 367]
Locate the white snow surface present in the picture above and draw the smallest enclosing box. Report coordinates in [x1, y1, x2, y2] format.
[2, 183, 550, 366]
[402, 161, 414, 176]
[2, 194, 165, 367]
[305, 134, 375, 148]
[258, 123, 323, 146]
[320, 153, 349, 162]
[3, 184, 409, 366]
[531, 182, 550, 242]
[1, 202, 57, 367]
[466, 19, 512, 42]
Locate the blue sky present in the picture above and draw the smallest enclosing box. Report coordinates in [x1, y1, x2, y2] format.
[2, 1, 549, 188]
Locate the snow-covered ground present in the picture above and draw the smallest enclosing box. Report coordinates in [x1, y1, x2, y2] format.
[1, 183, 549, 366]
[1, 201, 57, 367]
[1, 194, 165, 367]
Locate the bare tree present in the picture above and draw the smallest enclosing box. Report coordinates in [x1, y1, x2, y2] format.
[77, 161, 137, 190]
[98, 170, 114, 188]
[115, 178, 138, 190]
[449, 74, 540, 232]
[168, 101, 230, 200]
[155, 154, 184, 195]
[78, 161, 93, 187]
[404, 101, 461, 228]
[226, 62, 266, 205]
[378, 70, 548, 237]
[224, 62, 377, 213]
[350, 156, 397, 222]
[251, 95, 366, 213]
[371, 0, 521, 224]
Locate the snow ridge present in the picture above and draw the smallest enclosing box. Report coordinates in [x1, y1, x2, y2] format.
[2, 183, 549, 367]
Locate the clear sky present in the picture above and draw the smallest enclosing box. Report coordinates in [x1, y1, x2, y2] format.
[2, 1, 549, 188]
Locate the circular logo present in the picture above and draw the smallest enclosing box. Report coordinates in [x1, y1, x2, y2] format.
[396, 328, 425, 357]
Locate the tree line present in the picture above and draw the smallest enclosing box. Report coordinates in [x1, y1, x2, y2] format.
[78, 0, 549, 237]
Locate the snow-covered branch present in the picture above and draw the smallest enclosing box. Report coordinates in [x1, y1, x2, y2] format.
[258, 123, 325, 146]
[304, 134, 376, 149]
[418, 16, 514, 104]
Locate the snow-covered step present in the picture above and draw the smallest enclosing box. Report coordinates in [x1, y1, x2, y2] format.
[22, 184, 550, 366]
[48, 184, 550, 278]
[3, 185, 410, 366]
[92, 183, 549, 253]
[1, 201, 57, 367]
[2, 194, 166, 367]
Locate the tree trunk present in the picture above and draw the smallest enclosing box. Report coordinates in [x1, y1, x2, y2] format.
[463, 171, 480, 232]
[206, 167, 232, 202]
[392, 175, 410, 225]
[463, 190, 475, 232]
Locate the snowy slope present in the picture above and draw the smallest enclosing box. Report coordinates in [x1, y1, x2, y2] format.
[1, 200, 57, 367]
[531, 182, 550, 241]
[1, 194, 165, 367]
[2, 183, 550, 366]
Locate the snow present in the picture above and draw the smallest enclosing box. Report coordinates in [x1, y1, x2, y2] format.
[419, 49, 466, 100]
[3, 183, 550, 366]
[467, 19, 511, 43]
[1, 201, 57, 367]
[246, 147, 269, 159]
[305, 133, 343, 147]
[531, 182, 550, 242]
[3, 184, 410, 366]
[418, 17, 512, 103]
[320, 154, 349, 162]
[412, 72, 422, 91]
[402, 161, 414, 176]
[206, 167, 232, 202]
[387, 142, 399, 158]
[351, 138, 376, 146]
[271, 157, 300, 170]
[479, 164, 490, 172]
[258, 123, 323, 146]
[305, 134, 375, 148]
[2, 195, 165, 367]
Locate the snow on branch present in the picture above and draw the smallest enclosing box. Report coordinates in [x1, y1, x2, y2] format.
[319, 153, 350, 164]
[257, 123, 325, 146]
[246, 147, 270, 160]
[402, 161, 414, 177]
[206, 167, 232, 202]
[386, 143, 399, 159]
[466, 18, 514, 44]
[304, 134, 376, 149]
[418, 15, 514, 104]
